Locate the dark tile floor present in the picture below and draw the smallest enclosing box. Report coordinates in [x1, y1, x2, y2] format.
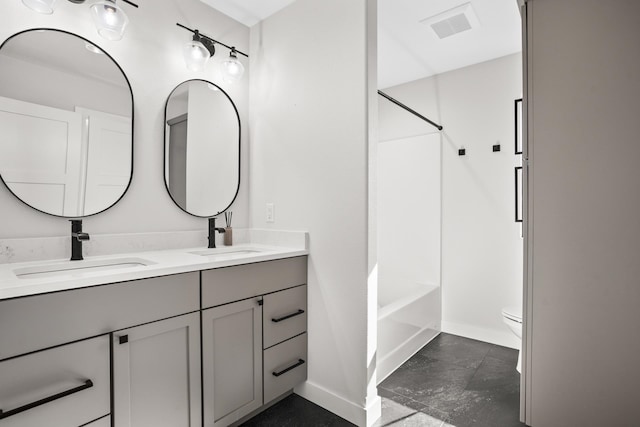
[240, 393, 354, 427]
[241, 333, 525, 427]
[378, 333, 526, 427]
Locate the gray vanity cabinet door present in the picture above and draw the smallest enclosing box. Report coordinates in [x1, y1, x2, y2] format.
[113, 312, 201, 427]
[202, 298, 263, 427]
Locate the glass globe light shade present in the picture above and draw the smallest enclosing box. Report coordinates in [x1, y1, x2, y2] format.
[90, 0, 129, 41]
[85, 42, 105, 55]
[183, 39, 211, 72]
[221, 50, 245, 83]
[22, 0, 58, 14]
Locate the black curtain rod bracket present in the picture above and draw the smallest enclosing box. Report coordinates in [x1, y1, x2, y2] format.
[377, 90, 443, 131]
[176, 23, 249, 58]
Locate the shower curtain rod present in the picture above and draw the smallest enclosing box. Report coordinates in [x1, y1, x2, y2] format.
[377, 90, 443, 131]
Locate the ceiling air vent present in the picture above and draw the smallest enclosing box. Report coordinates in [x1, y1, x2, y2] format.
[420, 3, 480, 39]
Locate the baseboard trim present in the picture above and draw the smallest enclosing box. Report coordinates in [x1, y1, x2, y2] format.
[295, 380, 381, 427]
[441, 320, 519, 349]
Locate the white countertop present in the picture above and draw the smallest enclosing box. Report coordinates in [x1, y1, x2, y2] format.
[0, 243, 308, 300]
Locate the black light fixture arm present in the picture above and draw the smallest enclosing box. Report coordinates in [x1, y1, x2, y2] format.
[177, 23, 249, 58]
[119, 0, 139, 8]
[377, 90, 443, 131]
[67, 0, 139, 7]
[193, 30, 216, 57]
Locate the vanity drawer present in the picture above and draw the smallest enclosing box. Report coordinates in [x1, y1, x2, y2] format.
[0, 335, 110, 427]
[263, 285, 307, 349]
[0, 272, 199, 360]
[201, 257, 307, 309]
[263, 332, 307, 404]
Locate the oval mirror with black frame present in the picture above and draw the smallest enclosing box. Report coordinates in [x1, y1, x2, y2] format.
[164, 79, 240, 217]
[0, 28, 134, 217]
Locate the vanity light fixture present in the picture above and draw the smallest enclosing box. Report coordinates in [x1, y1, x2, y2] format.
[85, 41, 104, 54]
[221, 47, 245, 82]
[90, 0, 131, 41]
[21, 0, 58, 14]
[22, 0, 138, 41]
[183, 30, 215, 72]
[177, 23, 248, 82]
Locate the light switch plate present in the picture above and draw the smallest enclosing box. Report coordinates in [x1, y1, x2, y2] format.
[266, 203, 275, 223]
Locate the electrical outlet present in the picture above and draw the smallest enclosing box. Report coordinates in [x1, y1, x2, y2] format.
[266, 203, 275, 223]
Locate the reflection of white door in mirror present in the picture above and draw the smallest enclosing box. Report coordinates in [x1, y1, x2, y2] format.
[76, 108, 131, 216]
[0, 28, 133, 218]
[0, 97, 131, 216]
[0, 96, 82, 216]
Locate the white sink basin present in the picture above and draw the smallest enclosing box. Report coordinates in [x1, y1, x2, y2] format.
[13, 257, 155, 280]
[188, 247, 265, 261]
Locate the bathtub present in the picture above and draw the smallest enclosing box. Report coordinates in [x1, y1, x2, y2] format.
[377, 284, 441, 383]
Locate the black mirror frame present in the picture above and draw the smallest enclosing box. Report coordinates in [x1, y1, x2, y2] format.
[0, 28, 135, 218]
[163, 79, 241, 218]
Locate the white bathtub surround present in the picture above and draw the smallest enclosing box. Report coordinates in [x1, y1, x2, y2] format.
[378, 53, 523, 350]
[376, 103, 442, 380]
[0, 228, 307, 264]
[377, 285, 441, 383]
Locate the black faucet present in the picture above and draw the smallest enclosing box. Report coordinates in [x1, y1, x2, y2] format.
[208, 217, 226, 248]
[70, 219, 90, 261]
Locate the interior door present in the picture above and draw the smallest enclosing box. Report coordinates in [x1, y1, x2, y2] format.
[0, 96, 82, 215]
[77, 107, 131, 215]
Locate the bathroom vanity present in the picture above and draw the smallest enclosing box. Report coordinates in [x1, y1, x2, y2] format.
[0, 246, 308, 427]
[0, 22, 308, 427]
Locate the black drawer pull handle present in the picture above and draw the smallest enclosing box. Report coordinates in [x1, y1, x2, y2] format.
[272, 359, 305, 377]
[0, 379, 94, 420]
[272, 309, 305, 323]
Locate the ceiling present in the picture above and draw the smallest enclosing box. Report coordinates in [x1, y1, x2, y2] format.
[199, 0, 296, 27]
[200, 0, 521, 89]
[378, 0, 521, 88]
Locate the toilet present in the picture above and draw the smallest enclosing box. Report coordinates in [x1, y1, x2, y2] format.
[501, 306, 523, 373]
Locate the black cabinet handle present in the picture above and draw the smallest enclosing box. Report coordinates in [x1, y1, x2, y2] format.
[272, 359, 305, 377]
[271, 309, 305, 323]
[0, 379, 94, 420]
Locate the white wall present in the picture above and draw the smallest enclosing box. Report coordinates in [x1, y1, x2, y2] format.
[249, 0, 379, 425]
[524, 1, 640, 425]
[379, 53, 523, 348]
[0, 0, 249, 240]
